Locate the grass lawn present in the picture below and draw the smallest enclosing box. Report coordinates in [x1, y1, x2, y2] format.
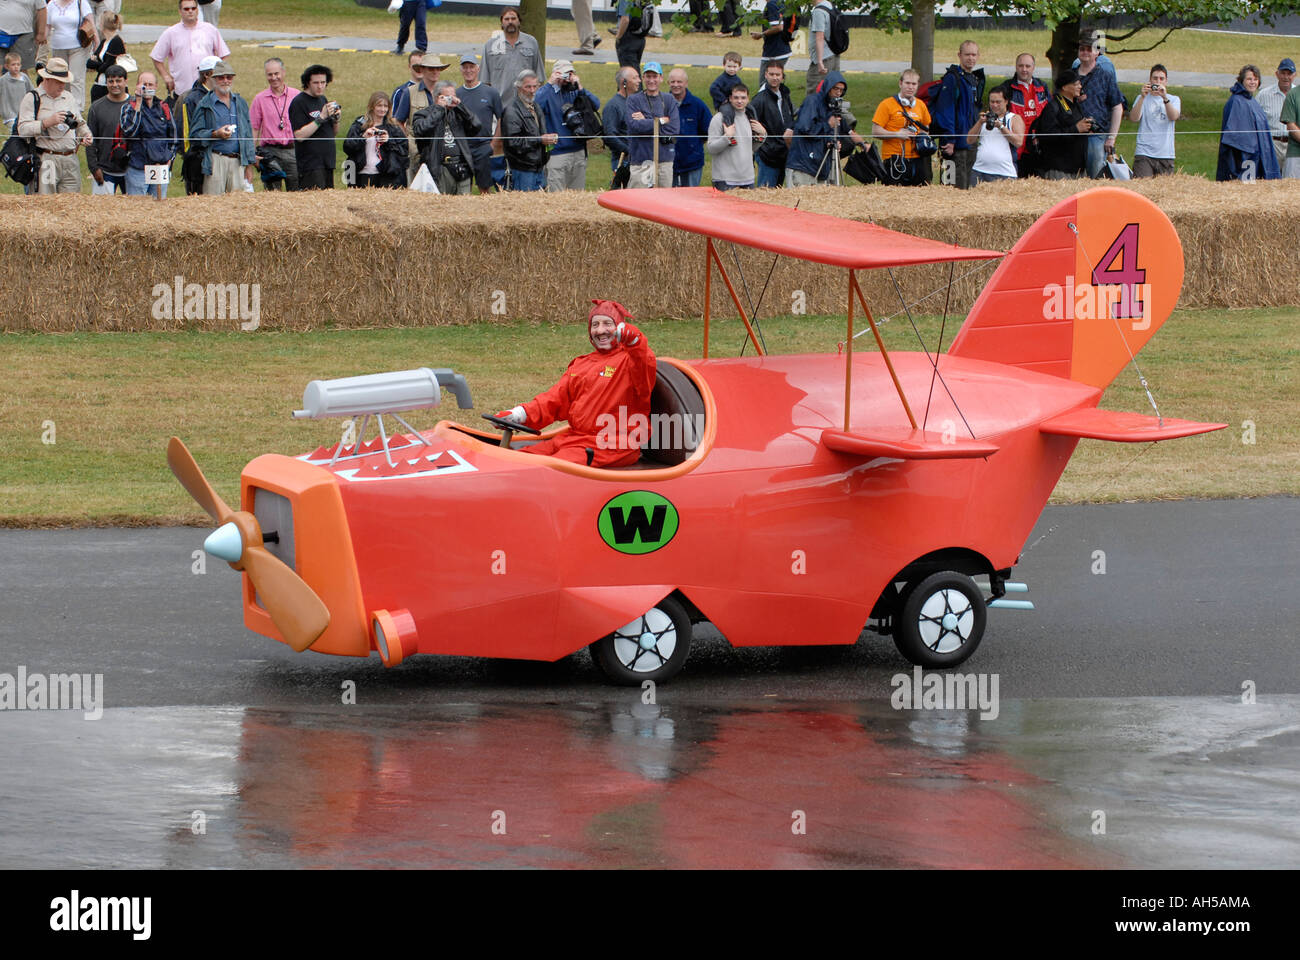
[0, 4, 1276, 195]
[1, 307, 1292, 525]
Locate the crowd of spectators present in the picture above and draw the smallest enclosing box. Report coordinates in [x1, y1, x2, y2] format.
[3, 3, 1299, 196]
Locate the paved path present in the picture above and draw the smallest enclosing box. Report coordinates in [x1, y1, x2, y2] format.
[122, 24, 1242, 88]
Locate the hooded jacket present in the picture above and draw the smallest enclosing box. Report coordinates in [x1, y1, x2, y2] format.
[931, 62, 985, 150]
[1217, 81, 1281, 181]
[785, 69, 853, 177]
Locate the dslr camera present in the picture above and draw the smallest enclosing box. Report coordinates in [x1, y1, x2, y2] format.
[984, 112, 998, 131]
[826, 96, 844, 119]
[1085, 116, 1102, 132]
[560, 98, 591, 138]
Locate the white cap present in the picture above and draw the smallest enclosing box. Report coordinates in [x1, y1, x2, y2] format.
[198, 55, 222, 74]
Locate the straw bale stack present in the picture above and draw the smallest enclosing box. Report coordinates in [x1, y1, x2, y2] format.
[1, 177, 1296, 333]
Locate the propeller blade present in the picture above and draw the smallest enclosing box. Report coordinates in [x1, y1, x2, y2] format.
[242, 543, 331, 652]
[167, 437, 234, 524]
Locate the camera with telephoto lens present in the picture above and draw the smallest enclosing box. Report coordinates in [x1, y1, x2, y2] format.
[560, 99, 591, 138]
[827, 96, 844, 119]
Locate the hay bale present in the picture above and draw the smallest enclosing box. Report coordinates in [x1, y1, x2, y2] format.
[1, 177, 1296, 333]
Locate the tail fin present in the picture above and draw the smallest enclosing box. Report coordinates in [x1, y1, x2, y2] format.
[947, 187, 1184, 389]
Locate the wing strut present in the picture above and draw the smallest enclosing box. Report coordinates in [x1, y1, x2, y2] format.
[702, 237, 765, 358]
[846, 270, 916, 432]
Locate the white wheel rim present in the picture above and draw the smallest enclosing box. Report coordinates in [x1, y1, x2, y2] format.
[916, 588, 974, 655]
[611, 607, 677, 673]
[374, 619, 390, 661]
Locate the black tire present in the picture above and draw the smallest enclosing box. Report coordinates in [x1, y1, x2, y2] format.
[591, 595, 692, 685]
[892, 571, 986, 668]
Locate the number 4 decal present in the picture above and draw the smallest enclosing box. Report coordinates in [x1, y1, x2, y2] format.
[1091, 223, 1150, 328]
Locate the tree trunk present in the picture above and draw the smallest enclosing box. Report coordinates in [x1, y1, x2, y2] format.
[1047, 16, 1082, 78]
[520, 0, 547, 54]
[911, 0, 935, 81]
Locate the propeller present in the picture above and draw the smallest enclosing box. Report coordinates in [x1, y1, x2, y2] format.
[168, 437, 330, 652]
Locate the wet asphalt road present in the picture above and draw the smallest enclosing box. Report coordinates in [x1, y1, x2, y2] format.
[1, 498, 1297, 868]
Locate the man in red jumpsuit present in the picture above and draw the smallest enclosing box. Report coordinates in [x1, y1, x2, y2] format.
[499, 299, 656, 467]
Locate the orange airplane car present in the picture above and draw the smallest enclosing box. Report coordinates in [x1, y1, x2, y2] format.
[168, 187, 1224, 684]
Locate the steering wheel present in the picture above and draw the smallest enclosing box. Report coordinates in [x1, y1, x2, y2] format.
[481, 413, 540, 448]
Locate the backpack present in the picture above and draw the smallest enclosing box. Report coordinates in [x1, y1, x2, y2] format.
[780, 12, 799, 42]
[916, 79, 941, 109]
[824, 3, 849, 56]
[567, 90, 603, 141]
[630, 3, 655, 37]
[115, 99, 172, 167]
[1, 91, 41, 185]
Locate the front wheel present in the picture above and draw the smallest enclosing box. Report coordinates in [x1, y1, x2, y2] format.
[892, 572, 987, 668]
[590, 595, 692, 685]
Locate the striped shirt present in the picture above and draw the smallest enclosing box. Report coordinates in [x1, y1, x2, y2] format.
[1257, 83, 1292, 139]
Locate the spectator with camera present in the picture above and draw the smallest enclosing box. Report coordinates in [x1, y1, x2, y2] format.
[250, 57, 300, 190]
[626, 61, 679, 188]
[1035, 69, 1091, 180]
[394, 53, 447, 183]
[964, 85, 1023, 184]
[995, 53, 1048, 177]
[871, 68, 933, 187]
[412, 79, 481, 194]
[343, 91, 406, 189]
[118, 69, 178, 197]
[786, 69, 864, 186]
[931, 40, 985, 188]
[500, 69, 553, 191]
[707, 82, 765, 190]
[16, 57, 91, 193]
[535, 59, 600, 192]
[1075, 32, 1123, 177]
[189, 59, 253, 194]
[85, 61, 128, 193]
[1128, 64, 1180, 178]
[751, 61, 794, 187]
[668, 67, 710, 187]
[602, 65, 639, 182]
[290, 63, 341, 190]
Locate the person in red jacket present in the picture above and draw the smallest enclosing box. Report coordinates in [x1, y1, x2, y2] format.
[997, 52, 1049, 176]
[498, 300, 657, 467]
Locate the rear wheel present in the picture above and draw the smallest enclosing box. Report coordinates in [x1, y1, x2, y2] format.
[892, 572, 986, 668]
[591, 595, 692, 685]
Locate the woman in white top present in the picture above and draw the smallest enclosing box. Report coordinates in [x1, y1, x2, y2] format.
[44, 0, 97, 109]
[965, 87, 1024, 184]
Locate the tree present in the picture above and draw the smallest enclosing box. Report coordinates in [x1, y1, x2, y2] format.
[520, 0, 546, 53]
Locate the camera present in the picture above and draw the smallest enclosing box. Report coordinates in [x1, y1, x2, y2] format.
[827, 96, 843, 118]
[984, 112, 997, 131]
[1086, 116, 1102, 132]
[560, 100, 591, 137]
[63, 111, 77, 126]
[559, 76, 578, 92]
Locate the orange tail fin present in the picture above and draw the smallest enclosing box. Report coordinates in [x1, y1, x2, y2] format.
[947, 187, 1184, 389]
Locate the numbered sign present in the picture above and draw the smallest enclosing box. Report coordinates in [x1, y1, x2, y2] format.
[144, 164, 172, 185]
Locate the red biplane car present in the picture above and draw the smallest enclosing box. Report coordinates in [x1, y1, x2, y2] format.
[168, 187, 1224, 683]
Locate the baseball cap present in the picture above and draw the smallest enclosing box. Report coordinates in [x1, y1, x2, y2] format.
[198, 55, 221, 74]
[210, 60, 234, 77]
[642, 61, 663, 75]
[459, 51, 479, 65]
[1280, 58, 1297, 73]
[552, 59, 575, 76]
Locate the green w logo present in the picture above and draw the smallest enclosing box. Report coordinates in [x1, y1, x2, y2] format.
[598, 491, 679, 555]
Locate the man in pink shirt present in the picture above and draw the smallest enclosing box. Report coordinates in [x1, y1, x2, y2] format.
[249, 56, 301, 190]
[150, 0, 229, 95]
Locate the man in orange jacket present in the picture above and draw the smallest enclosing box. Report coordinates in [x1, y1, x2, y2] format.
[499, 300, 656, 467]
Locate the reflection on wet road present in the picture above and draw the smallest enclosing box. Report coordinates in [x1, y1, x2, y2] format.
[3, 697, 1295, 869]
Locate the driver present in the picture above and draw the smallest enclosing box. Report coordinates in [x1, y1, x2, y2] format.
[498, 300, 656, 467]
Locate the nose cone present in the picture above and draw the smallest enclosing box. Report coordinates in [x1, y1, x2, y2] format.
[204, 521, 244, 563]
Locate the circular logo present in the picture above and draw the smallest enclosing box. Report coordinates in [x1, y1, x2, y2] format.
[597, 491, 679, 555]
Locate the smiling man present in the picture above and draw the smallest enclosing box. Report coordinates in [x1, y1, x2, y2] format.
[498, 301, 657, 468]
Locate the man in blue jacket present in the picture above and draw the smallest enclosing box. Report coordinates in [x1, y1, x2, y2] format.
[119, 70, 179, 198]
[931, 40, 985, 188]
[188, 60, 256, 193]
[668, 68, 711, 187]
[602, 66, 640, 179]
[534, 58, 600, 191]
[784, 69, 863, 185]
